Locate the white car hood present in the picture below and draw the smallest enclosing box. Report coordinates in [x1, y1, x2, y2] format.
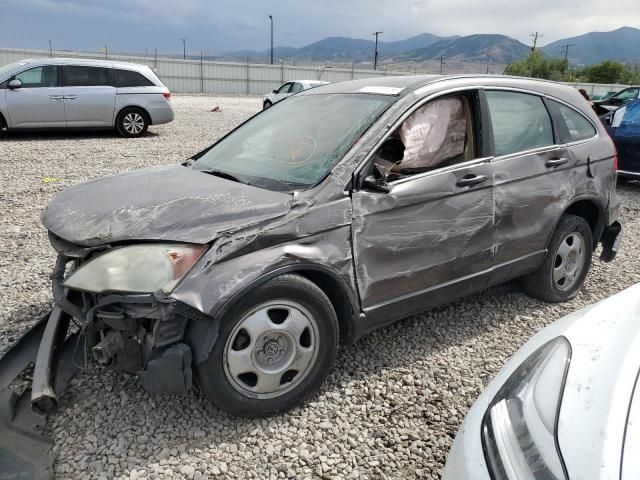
[444, 283, 640, 480]
[557, 284, 640, 480]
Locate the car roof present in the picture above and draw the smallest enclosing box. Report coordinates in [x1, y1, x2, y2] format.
[14, 58, 152, 71]
[301, 74, 587, 104]
[287, 80, 330, 85]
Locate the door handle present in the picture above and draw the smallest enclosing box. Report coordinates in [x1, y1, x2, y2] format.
[456, 174, 488, 187]
[48, 95, 64, 101]
[546, 157, 569, 168]
[63, 96, 77, 100]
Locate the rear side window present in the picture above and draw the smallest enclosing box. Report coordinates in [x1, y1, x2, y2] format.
[486, 91, 554, 156]
[63, 66, 111, 87]
[115, 69, 155, 87]
[547, 100, 597, 142]
[14, 65, 58, 88]
[290, 83, 303, 94]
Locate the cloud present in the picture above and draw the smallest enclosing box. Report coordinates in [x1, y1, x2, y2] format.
[0, 0, 638, 55]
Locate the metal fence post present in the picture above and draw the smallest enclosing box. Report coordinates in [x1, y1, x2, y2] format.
[200, 51, 204, 93]
[246, 56, 250, 95]
[281, 60, 284, 82]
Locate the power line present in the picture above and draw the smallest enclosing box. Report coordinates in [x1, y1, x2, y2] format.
[372, 31, 382, 71]
[560, 43, 576, 71]
[530, 31, 543, 52]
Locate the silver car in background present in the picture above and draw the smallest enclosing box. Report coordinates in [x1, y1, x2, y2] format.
[262, 79, 330, 109]
[0, 58, 174, 137]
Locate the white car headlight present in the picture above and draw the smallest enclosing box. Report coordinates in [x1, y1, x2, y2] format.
[63, 244, 207, 294]
[482, 337, 571, 480]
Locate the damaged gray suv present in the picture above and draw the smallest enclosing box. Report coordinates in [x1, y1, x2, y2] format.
[38, 75, 621, 417]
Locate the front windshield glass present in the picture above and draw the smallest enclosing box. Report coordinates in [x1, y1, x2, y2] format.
[193, 93, 393, 191]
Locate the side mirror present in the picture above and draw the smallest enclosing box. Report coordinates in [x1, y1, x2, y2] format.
[8, 79, 22, 90]
[272, 89, 278, 94]
[362, 174, 390, 193]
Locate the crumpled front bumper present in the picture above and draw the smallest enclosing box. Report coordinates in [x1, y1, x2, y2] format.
[0, 309, 80, 480]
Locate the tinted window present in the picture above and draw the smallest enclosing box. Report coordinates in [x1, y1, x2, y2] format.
[290, 83, 303, 94]
[14, 66, 58, 88]
[613, 88, 639, 101]
[63, 66, 111, 87]
[548, 100, 596, 142]
[115, 69, 154, 87]
[374, 95, 475, 177]
[486, 91, 554, 156]
[277, 83, 292, 94]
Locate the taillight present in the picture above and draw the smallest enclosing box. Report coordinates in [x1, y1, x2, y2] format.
[163, 91, 171, 100]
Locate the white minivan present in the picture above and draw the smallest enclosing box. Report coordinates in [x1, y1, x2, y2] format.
[0, 58, 174, 137]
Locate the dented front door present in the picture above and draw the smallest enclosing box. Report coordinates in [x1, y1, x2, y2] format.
[351, 160, 495, 311]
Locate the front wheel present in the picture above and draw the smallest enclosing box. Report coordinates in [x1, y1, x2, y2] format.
[263, 100, 272, 110]
[116, 107, 149, 138]
[197, 274, 339, 417]
[522, 214, 593, 302]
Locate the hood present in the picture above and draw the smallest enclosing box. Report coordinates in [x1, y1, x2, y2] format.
[42, 165, 293, 246]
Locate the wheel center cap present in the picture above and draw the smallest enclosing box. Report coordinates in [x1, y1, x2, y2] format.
[263, 340, 280, 357]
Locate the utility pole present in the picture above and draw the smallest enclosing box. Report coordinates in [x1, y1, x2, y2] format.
[48, 40, 52, 58]
[560, 43, 576, 72]
[440, 55, 445, 74]
[372, 31, 382, 71]
[145, 48, 148, 58]
[181, 38, 187, 60]
[104, 44, 108, 59]
[269, 15, 274, 65]
[530, 32, 543, 52]
[154, 48, 158, 69]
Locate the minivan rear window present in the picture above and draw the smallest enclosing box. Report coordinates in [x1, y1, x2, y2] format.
[116, 69, 155, 87]
[63, 66, 111, 87]
[486, 90, 554, 156]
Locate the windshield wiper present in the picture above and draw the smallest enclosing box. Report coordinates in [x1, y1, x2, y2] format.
[198, 169, 251, 185]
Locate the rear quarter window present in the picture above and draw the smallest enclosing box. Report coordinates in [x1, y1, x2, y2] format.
[547, 99, 597, 143]
[115, 69, 155, 87]
[485, 90, 555, 156]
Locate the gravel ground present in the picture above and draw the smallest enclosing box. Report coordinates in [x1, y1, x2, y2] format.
[1, 95, 639, 480]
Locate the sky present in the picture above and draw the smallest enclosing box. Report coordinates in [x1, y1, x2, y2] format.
[1, 0, 639, 56]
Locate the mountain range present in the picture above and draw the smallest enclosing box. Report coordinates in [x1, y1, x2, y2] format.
[217, 27, 640, 66]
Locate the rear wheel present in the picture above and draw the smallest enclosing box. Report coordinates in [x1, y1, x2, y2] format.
[116, 107, 149, 138]
[198, 274, 339, 417]
[522, 214, 593, 302]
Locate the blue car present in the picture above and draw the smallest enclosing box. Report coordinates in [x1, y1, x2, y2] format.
[603, 99, 640, 178]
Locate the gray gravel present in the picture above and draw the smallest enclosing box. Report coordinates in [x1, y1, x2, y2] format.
[1, 95, 639, 480]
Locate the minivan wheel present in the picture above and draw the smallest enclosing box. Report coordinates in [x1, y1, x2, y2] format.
[116, 107, 149, 138]
[522, 214, 593, 303]
[197, 274, 339, 417]
[263, 100, 272, 109]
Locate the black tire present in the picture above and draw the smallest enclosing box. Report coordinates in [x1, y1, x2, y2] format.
[263, 100, 272, 110]
[522, 214, 593, 302]
[116, 107, 149, 138]
[198, 274, 339, 417]
[0, 114, 6, 138]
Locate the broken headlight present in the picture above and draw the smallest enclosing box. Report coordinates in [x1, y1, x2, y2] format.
[63, 244, 207, 294]
[481, 337, 571, 480]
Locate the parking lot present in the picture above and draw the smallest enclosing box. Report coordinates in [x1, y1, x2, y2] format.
[1, 95, 640, 480]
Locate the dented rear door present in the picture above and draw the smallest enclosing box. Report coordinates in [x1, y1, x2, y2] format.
[486, 89, 577, 269]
